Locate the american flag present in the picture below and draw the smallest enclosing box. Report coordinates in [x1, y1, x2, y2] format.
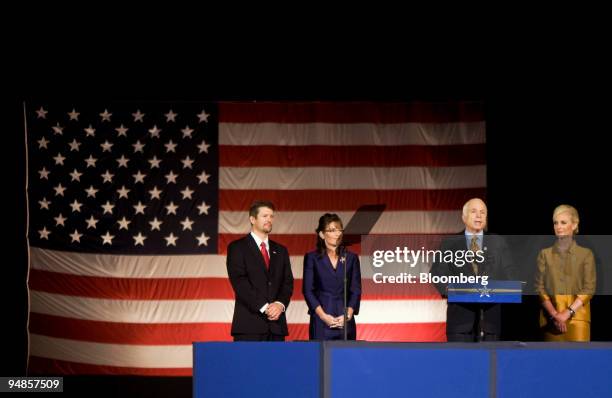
[26, 101, 486, 376]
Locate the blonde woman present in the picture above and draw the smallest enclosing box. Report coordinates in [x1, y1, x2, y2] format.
[535, 205, 596, 341]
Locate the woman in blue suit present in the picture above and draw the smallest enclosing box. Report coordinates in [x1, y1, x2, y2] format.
[303, 213, 362, 340]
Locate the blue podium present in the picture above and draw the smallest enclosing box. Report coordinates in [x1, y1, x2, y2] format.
[193, 341, 612, 398]
[447, 280, 523, 303]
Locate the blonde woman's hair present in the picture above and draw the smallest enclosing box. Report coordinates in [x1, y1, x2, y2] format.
[553, 204, 580, 234]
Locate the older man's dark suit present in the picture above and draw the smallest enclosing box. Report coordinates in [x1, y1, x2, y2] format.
[430, 233, 514, 341]
[226, 234, 294, 338]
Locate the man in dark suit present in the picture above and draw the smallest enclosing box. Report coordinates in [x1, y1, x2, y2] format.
[226, 200, 294, 341]
[430, 198, 514, 342]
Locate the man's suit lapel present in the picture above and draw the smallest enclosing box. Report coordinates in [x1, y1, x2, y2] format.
[246, 234, 268, 273]
[268, 241, 281, 275]
[480, 233, 490, 276]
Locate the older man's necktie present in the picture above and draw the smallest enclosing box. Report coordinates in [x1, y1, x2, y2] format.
[470, 235, 480, 276]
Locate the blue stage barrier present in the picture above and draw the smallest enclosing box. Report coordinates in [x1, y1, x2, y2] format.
[329, 344, 491, 397]
[496, 344, 612, 398]
[193, 341, 612, 398]
[193, 342, 320, 398]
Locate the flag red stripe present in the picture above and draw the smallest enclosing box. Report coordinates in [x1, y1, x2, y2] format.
[28, 269, 235, 300]
[29, 270, 441, 300]
[29, 315, 307, 344]
[29, 313, 234, 344]
[219, 234, 457, 255]
[29, 313, 444, 345]
[219, 144, 485, 167]
[219, 234, 360, 255]
[219, 102, 484, 123]
[28, 356, 192, 376]
[356, 323, 446, 342]
[220, 188, 487, 211]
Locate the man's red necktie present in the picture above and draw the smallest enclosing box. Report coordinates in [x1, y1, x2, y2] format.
[260, 242, 270, 270]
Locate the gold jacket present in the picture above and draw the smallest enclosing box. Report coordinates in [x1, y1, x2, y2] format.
[534, 240, 596, 323]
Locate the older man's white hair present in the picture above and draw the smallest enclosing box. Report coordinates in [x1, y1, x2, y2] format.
[462, 198, 487, 218]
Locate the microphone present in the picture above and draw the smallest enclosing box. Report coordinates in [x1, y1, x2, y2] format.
[341, 243, 348, 341]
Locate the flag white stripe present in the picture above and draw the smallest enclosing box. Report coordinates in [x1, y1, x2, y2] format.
[219, 166, 486, 190]
[30, 334, 192, 368]
[30, 247, 306, 278]
[30, 247, 234, 278]
[219, 122, 486, 146]
[30, 247, 435, 279]
[219, 210, 463, 234]
[30, 291, 446, 324]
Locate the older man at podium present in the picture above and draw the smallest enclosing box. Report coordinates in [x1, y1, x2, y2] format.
[430, 198, 515, 342]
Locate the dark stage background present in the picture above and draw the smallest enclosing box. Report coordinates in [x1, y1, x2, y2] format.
[7, 77, 610, 396]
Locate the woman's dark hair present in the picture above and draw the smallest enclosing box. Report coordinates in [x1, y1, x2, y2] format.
[315, 213, 344, 256]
